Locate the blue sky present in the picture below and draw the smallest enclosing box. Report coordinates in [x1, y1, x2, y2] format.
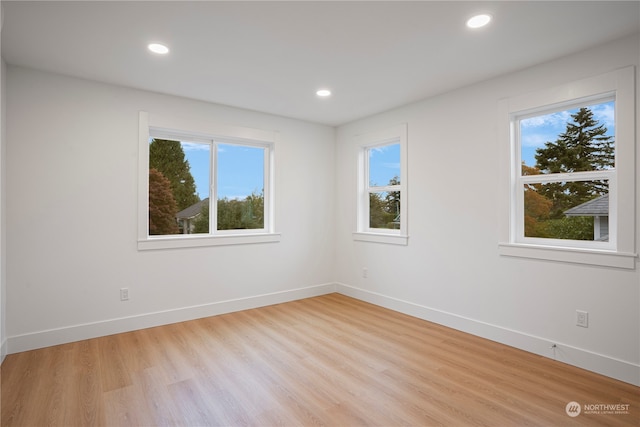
[185, 140, 403, 197]
[182, 142, 264, 200]
[369, 143, 401, 187]
[520, 101, 615, 168]
[181, 101, 613, 198]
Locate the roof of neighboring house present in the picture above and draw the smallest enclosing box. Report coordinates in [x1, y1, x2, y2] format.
[176, 198, 209, 220]
[564, 194, 608, 217]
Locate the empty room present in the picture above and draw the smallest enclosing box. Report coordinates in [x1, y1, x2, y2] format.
[1, 1, 639, 426]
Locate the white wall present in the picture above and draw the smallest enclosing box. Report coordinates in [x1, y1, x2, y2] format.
[6, 67, 336, 350]
[4, 33, 639, 385]
[335, 34, 640, 385]
[0, 2, 7, 362]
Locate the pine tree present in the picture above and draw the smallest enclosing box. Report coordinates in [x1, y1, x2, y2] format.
[149, 139, 200, 211]
[534, 107, 613, 218]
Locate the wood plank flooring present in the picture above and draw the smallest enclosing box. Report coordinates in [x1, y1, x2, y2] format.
[2, 293, 639, 426]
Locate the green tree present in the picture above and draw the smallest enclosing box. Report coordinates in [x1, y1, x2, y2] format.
[148, 168, 179, 235]
[534, 107, 613, 218]
[544, 217, 594, 241]
[193, 191, 264, 232]
[369, 176, 400, 229]
[369, 193, 392, 228]
[149, 139, 200, 211]
[243, 192, 265, 229]
[192, 203, 210, 234]
[385, 176, 401, 226]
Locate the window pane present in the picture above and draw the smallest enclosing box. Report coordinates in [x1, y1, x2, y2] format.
[369, 191, 401, 229]
[524, 180, 608, 241]
[520, 101, 615, 175]
[181, 142, 211, 234]
[217, 144, 265, 230]
[369, 143, 401, 186]
[149, 138, 208, 235]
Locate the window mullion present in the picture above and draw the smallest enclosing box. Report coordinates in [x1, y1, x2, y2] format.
[211, 141, 218, 235]
[519, 170, 613, 184]
[368, 185, 401, 193]
[262, 145, 270, 232]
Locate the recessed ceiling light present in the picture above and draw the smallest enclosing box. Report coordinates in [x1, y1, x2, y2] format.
[466, 14, 492, 29]
[148, 43, 170, 54]
[316, 89, 332, 97]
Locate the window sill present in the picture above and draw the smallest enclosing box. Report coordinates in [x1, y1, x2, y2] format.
[138, 233, 281, 250]
[353, 232, 408, 246]
[498, 243, 637, 269]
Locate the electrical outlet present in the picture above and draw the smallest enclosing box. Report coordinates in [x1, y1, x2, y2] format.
[576, 310, 588, 328]
[362, 268, 368, 278]
[120, 288, 129, 301]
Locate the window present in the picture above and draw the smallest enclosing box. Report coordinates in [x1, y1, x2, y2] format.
[138, 112, 279, 250]
[499, 67, 636, 268]
[517, 99, 615, 247]
[354, 124, 408, 245]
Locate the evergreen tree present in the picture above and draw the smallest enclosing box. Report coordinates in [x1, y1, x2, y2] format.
[534, 107, 613, 218]
[148, 168, 179, 235]
[149, 139, 200, 211]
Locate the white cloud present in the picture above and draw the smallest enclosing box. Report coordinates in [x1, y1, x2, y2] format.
[521, 132, 552, 148]
[520, 101, 615, 149]
[369, 146, 388, 156]
[181, 142, 210, 151]
[590, 102, 615, 130]
[520, 110, 571, 129]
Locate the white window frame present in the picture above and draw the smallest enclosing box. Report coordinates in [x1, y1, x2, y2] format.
[138, 111, 280, 250]
[353, 123, 408, 245]
[498, 67, 636, 268]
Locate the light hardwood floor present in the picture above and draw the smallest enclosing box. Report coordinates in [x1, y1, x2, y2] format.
[2, 293, 638, 426]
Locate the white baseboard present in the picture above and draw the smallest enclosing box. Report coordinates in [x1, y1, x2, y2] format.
[7, 282, 639, 387]
[335, 283, 640, 387]
[7, 283, 337, 354]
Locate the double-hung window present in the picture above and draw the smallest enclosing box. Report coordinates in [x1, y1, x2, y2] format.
[499, 67, 636, 268]
[354, 124, 408, 245]
[138, 112, 279, 250]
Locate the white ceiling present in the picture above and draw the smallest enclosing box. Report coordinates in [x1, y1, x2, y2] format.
[2, 1, 639, 126]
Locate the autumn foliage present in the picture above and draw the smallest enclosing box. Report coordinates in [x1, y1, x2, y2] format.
[149, 168, 179, 235]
